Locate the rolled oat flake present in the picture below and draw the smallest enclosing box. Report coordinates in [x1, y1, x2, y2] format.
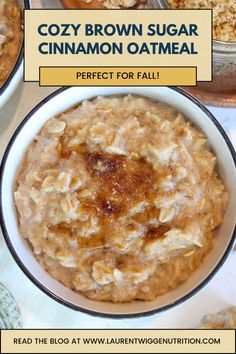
[0, 283, 22, 329]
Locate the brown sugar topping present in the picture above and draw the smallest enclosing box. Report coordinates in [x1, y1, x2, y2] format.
[83, 149, 157, 218]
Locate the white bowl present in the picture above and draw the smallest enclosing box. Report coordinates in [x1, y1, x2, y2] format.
[0, 0, 30, 109]
[0, 87, 236, 318]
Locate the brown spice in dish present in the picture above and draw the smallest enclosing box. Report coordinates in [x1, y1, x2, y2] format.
[168, 0, 236, 41]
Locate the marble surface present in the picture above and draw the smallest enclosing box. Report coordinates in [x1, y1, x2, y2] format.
[0, 82, 235, 328]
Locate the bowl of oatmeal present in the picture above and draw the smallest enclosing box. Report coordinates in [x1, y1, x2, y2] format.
[166, 0, 236, 106]
[0, 87, 235, 317]
[0, 0, 30, 108]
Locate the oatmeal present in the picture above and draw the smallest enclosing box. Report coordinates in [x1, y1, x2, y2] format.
[14, 95, 228, 302]
[168, 0, 236, 41]
[199, 307, 236, 329]
[0, 0, 22, 87]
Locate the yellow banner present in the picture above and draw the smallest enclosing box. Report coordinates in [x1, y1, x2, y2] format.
[39, 67, 197, 86]
[24, 10, 212, 83]
[1, 329, 235, 353]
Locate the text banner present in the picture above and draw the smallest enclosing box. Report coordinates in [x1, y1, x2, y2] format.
[24, 9, 212, 83]
[1, 329, 235, 354]
[39, 67, 197, 86]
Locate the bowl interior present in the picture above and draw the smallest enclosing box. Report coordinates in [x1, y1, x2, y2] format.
[1, 87, 236, 317]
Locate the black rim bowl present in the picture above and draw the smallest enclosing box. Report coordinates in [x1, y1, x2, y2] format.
[0, 86, 236, 318]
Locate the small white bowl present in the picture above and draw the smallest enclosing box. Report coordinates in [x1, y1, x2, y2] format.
[0, 87, 236, 318]
[0, 0, 30, 109]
